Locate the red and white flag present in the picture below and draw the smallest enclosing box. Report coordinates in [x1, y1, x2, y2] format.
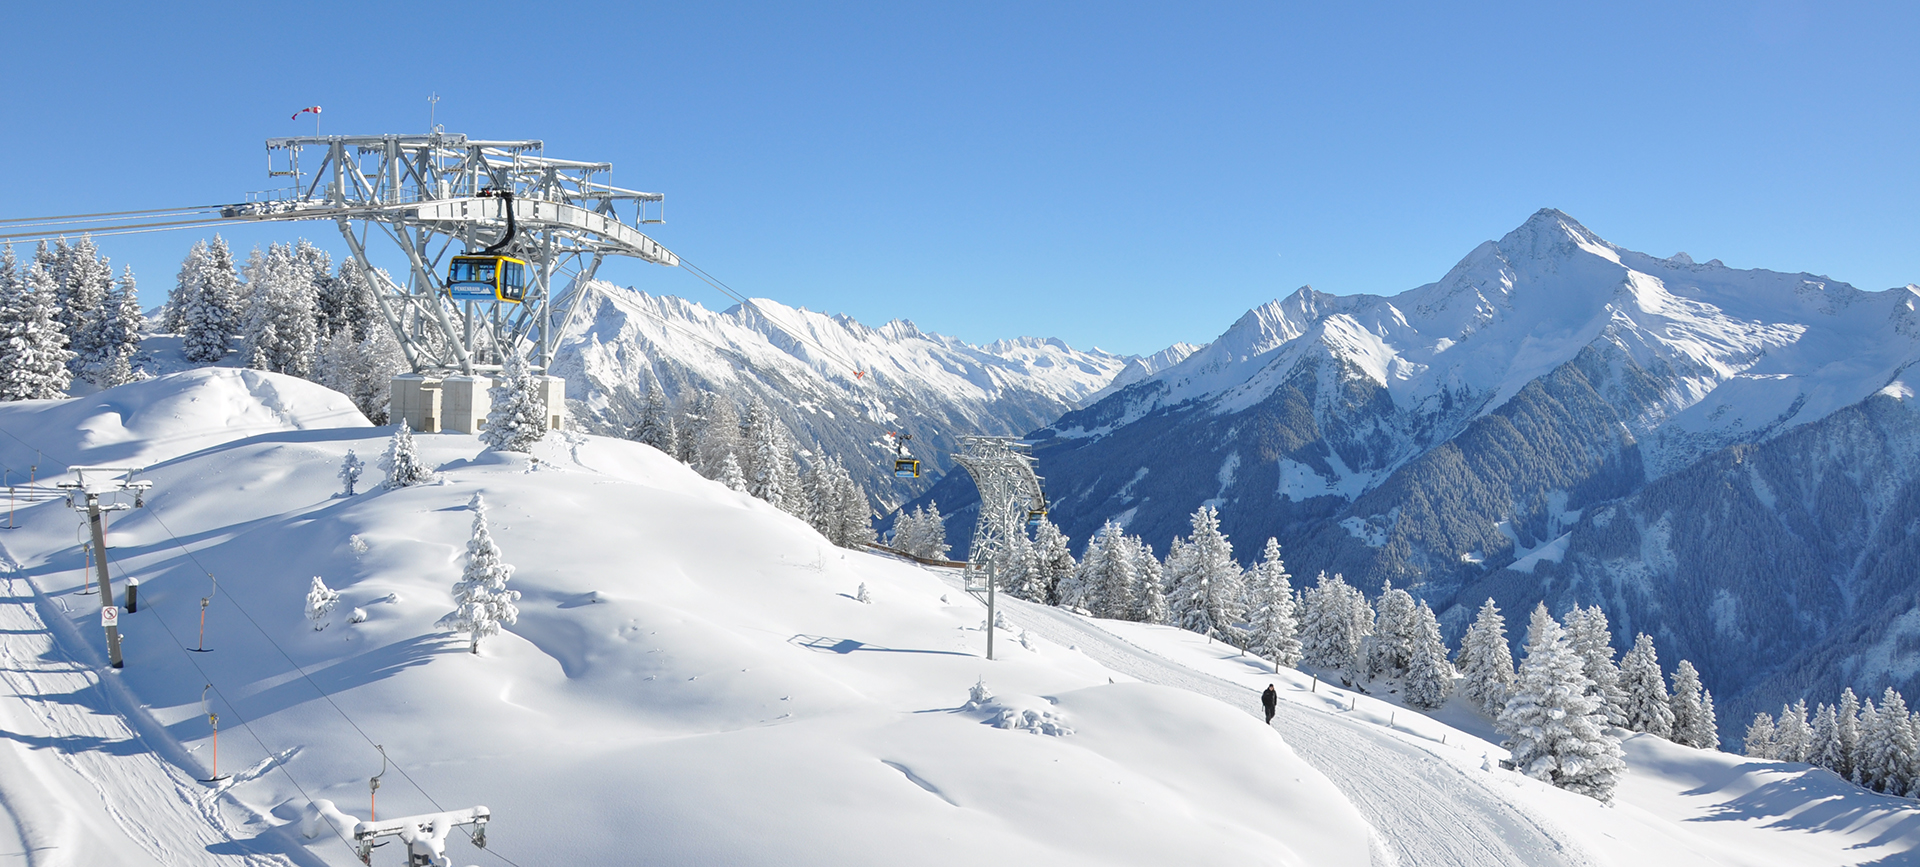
[291, 106, 322, 120]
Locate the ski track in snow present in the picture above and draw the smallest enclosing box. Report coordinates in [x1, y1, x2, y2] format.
[0, 572, 301, 867]
[1001, 596, 1595, 867]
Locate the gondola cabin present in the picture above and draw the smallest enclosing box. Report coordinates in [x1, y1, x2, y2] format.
[445, 255, 530, 303]
[894, 458, 920, 479]
[1026, 509, 1047, 530]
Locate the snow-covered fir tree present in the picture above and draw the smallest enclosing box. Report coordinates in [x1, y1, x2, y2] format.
[0, 252, 76, 401]
[1774, 700, 1812, 763]
[1133, 539, 1167, 624]
[1866, 688, 1916, 795]
[1668, 660, 1716, 749]
[380, 420, 438, 488]
[1835, 688, 1862, 781]
[436, 495, 521, 654]
[685, 391, 740, 478]
[1078, 521, 1137, 620]
[482, 348, 549, 452]
[889, 501, 949, 561]
[1616, 640, 1669, 725]
[1455, 598, 1516, 716]
[305, 576, 341, 630]
[1496, 603, 1625, 802]
[1619, 632, 1674, 738]
[1367, 581, 1419, 679]
[180, 236, 242, 363]
[741, 397, 801, 513]
[292, 241, 336, 337]
[165, 239, 202, 335]
[1245, 538, 1301, 670]
[241, 242, 320, 377]
[315, 325, 405, 424]
[628, 379, 674, 453]
[1301, 571, 1370, 677]
[56, 236, 113, 377]
[1855, 697, 1884, 790]
[1807, 702, 1842, 771]
[719, 451, 748, 491]
[338, 450, 364, 496]
[80, 266, 145, 387]
[1564, 605, 1628, 727]
[1027, 517, 1075, 606]
[1402, 602, 1453, 711]
[1168, 506, 1241, 642]
[1744, 713, 1778, 759]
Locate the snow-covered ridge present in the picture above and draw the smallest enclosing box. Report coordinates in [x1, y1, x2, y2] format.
[1098, 208, 1920, 477]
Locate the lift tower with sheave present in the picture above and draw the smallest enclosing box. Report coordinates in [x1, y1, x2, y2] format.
[220, 132, 679, 434]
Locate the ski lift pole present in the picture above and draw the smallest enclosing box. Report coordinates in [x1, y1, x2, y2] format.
[369, 745, 388, 822]
[199, 685, 230, 783]
[83, 493, 123, 668]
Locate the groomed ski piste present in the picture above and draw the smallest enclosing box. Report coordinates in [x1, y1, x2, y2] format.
[0, 369, 1915, 866]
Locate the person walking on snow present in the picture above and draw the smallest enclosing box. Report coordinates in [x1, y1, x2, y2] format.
[1262, 684, 1278, 724]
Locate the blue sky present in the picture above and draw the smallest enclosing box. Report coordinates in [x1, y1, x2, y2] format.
[3, 1, 1915, 356]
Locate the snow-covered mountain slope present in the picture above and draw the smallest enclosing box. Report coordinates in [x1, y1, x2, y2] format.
[549, 283, 1144, 505]
[0, 372, 1374, 866]
[3, 372, 1917, 865]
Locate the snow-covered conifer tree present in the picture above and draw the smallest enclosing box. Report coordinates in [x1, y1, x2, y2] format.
[380, 420, 438, 488]
[822, 461, 874, 548]
[719, 451, 748, 492]
[1133, 539, 1167, 625]
[887, 505, 923, 555]
[1245, 538, 1301, 670]
[181, 236, 241, 363]
[629, 379, 674, 452]
[1301, 572, 1369, 676]
[1668, 660, 1715, 749]
[1403, 602, 1453, 710]
[1774, 700, 1811, 763]
[436, 495, 521, 654]
[1060, 532, 1103, 613]
[1367, 581, 1418, 679]
[1456, 598, 1516, 716]
[1836, 688, 1862, 781]
[1028, 517, 1075, 606]
[913, 502, 948, 560]
[316, 325, 404, 424]
[338, 450, 364, 496]
[241, 242, 319, 377]
[305, 576, 341, 630]
[687, 392, 740, 478]
[1565, 605, 1628, 727]
[1169, 506, 1240, 642]
[482, 348, 549, 452]
[1744, 713, 1778, 759]
[1619, 632, 1674, 738]
[0, 252, 76, 401]
[58, 236, 112, 376]
[166, 239, 206, 335]
[1087, 521, 1137, 620]
[1863, 688, 1915, 795]
[81, 266, 145, 387]
[1809, 703, 1842, 771]
[1496, 603, 1624, 802]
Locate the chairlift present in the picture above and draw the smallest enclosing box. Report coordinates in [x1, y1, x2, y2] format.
[444, 189, 529, 303]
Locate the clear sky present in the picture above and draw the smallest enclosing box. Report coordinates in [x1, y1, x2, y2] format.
[3, 1, 1915, 356]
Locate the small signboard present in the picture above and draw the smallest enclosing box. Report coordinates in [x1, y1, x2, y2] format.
[101, 606, 119, 627]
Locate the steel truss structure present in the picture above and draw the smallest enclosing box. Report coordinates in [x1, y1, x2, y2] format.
[221, 132, 678, 375]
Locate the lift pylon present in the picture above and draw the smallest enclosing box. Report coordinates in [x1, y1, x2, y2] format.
[951, 437, 1047, 660]
[219, 132, 680, 432]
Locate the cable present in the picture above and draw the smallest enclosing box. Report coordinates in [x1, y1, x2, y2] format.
[0, 218, 236, 245]
[0, 204, 229, 226]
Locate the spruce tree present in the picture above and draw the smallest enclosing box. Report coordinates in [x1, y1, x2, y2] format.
[629, 379, 673, 452]
[1855, 697, 1884, 790]
[305, 576, 341, 630]
[0, 253, 76, 401]
[1837, 688, 1862, 781]
[1809, 703, 1843, 772]
[1669, 660, 1714, 749]
[1029, 517, 1075, 606]
[1368, 581, 1419, 679]
[1134, 539, 1167, 625]
[167, 239, 206, 335]
[436, 495, 521, 654]
[831, 465, 874, 548]
[83, 266, 145, 387]
[1496, 603, 1625, 802]
[1774, 700, 1812, 763]
[58, 236, 112, 376]
[1246, 538, 1302, 670]
[719, 451, 748, 492]
[1744, 713, 1778, 759]
[181, 236, 242, 363]
[380, 420, 438, 488]
[1089, 522, 1137, 619]
[1456, 598, 1516, 716]
[1619, 632, 1674, 738]
[482, 348, 549, 452]
[1301, 572, 1369, 676]
[1402, 602, 1453, 710]
[1565, 605, 1628, 727]
[1170, 506, 1240, 642]
[1867, 689, 1915, 795]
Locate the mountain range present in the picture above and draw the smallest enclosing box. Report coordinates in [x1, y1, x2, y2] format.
[914, 208, 1920, 738]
